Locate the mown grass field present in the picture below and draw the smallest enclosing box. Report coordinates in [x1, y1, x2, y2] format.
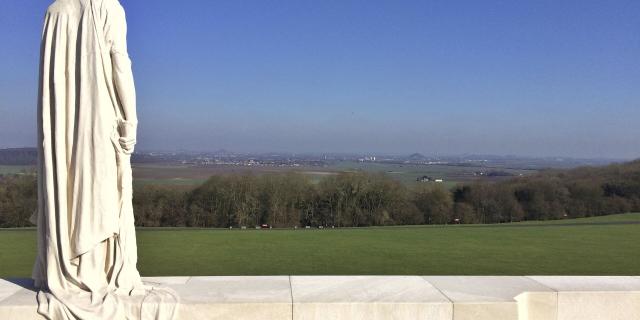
[1, 213, 638, 278]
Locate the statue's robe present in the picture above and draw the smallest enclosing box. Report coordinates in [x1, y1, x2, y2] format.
[32, 0, 178, 319]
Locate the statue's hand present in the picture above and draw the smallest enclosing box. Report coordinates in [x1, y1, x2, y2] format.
[119, 136, 136, 154]
[117, 118, 138, 155]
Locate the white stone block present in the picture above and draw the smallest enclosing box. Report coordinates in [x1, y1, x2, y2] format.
[291, 276, 452, 320]
[0, 278, 29, 302]
[556, 291, 640, 320]
[452, 303, 517, 320]
[515, 292, 558, 320]
[0, 286, 43, 320]
[528, 276, 640, 320]
[142, 276, 191, 285]
[173, 276, 292, 320]
[424, 276, 554, 320]
[527, 276, 640, 291]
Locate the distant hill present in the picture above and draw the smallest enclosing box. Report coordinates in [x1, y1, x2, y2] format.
[408, 153, 428, 161]
[0, 148, 37, 165]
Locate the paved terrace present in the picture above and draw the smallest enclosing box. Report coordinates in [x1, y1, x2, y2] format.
[1, 276, 639, 319]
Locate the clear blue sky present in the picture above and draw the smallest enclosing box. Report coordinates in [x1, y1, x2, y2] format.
[1, 0, 639, 158]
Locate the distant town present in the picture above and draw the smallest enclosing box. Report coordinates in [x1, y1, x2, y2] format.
[0, 147, 625, 172]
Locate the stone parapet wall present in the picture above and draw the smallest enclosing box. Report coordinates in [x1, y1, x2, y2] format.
[1, 276, 639, 319]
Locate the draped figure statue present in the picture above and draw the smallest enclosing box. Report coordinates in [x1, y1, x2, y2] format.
[32, 0, 179, 318]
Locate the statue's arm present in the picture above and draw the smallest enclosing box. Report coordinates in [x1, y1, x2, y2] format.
[106, 1, 137, 152]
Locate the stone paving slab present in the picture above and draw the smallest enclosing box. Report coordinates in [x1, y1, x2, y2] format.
[0, 278, 28, 303]
[528, 276, 640, 320]
[423, 276, 555, 320]
[171, 276, 292, 320]
[424, 276, 554, 302]
[291, 276, 452, 320]
[0, 279, 42, 320]
[527, 276, 640, 291]
[143, 276, 191, 285]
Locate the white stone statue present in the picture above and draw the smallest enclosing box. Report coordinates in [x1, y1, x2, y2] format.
[32, 0, 179, 318]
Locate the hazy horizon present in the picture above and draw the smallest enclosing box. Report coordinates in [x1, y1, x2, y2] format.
[1, 0, 639, 159]
[1, 145, 634, 162]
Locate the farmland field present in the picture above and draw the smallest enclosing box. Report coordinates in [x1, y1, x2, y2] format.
[0, 162, 540, 188]
[326, 161, 536, 187]
[130, 163, 338, 187]
[129, 161, 537, 188]
[0, 165, 35, 175]
[1, 213, 638, 278]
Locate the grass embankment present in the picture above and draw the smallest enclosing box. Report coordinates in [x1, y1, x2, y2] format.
[1, 213, 638, 277]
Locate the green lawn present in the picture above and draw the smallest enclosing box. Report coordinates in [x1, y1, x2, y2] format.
[1, 213, 638, 277]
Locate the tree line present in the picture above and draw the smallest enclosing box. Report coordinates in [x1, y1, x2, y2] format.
[1, 160, 639, 228]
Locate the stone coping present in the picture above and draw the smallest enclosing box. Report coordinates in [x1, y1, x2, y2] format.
[1, 276, 639, 319]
